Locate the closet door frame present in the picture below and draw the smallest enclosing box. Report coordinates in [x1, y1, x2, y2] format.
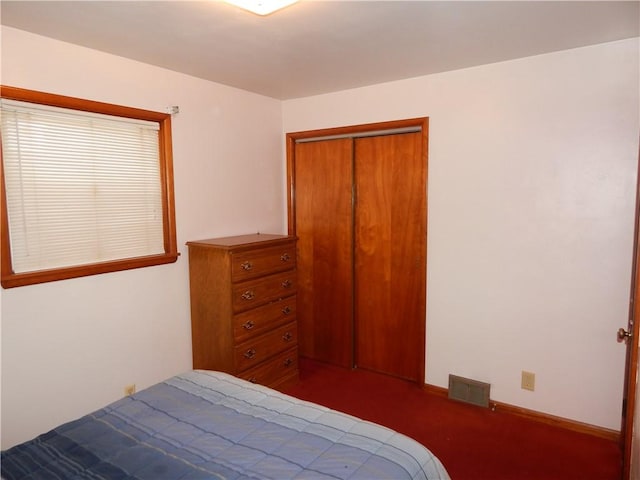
[286, 117, 429, 383]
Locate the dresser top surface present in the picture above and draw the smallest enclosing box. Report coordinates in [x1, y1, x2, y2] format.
[187, 233, 295, 250]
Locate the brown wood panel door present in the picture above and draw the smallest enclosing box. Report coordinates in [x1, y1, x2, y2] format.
[354, 132, 426, 382]
[294, 138, 354, 367]
[621, 144, 640, 480]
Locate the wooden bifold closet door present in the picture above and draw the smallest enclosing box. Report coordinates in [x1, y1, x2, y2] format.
[354, 132, 425, 381]
[289, 120, 427, 383]
[294, 138, 354, 368]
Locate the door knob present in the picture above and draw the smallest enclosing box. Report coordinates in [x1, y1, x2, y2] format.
[618, 327, 632, 343]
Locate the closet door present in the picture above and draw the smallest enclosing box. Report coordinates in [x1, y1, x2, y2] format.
[294, 138, 354, 367]
[354, 132, 426, 382]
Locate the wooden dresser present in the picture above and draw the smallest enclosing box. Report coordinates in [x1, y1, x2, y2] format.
[187, 234, 298, 389]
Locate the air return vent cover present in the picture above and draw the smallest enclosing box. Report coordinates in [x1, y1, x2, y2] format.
[448, 374, 490, 408]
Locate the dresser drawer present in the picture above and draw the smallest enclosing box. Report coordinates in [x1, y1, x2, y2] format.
[233, 296, 297, 343]
[237, 347, 298, 386]
[232, 271, 297, 313]
[232, 243, 296, 282]
[234, 322, 297, 372]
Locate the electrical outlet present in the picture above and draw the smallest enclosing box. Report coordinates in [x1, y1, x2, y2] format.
[521, 371, 535, 391]
[124, 384, 136, 396]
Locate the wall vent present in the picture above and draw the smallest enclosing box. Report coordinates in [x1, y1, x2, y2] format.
[448, 374, 490, 408]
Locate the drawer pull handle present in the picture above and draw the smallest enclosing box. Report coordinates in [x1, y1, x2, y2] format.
[281, 280, 292, 288]
[282, 332, 293, 342]
[242, 320, 255, 330]
[284, 358, 293, 367]
[281, 253, 291, 262]
[282, 306, 292, 315]
[241, 261, 253, 271]
[248, 377, 257, 383]
[244, 348, 257, 359]
[241, 290, 255, 301]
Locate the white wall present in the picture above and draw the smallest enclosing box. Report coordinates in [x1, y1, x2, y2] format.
[0, 26, 286, 448]
[283, 38, 640, 431]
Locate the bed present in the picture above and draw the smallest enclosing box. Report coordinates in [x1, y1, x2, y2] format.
[1, 370, 450, 479]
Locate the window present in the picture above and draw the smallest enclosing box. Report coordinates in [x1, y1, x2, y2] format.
[1, 86, 178, 288]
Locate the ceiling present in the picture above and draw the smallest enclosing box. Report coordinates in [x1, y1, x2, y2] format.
[1, 1, 638, 100]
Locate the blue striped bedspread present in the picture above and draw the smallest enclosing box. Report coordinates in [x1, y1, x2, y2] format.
[1, 370, 450, 479]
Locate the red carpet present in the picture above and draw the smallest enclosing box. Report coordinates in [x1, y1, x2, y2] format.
[284, 358, 621, 480]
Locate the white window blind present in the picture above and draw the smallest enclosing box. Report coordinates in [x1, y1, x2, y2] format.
[1, 99, 165, 274]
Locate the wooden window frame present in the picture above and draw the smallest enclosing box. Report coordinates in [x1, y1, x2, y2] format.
[0, 86, 179, 288]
